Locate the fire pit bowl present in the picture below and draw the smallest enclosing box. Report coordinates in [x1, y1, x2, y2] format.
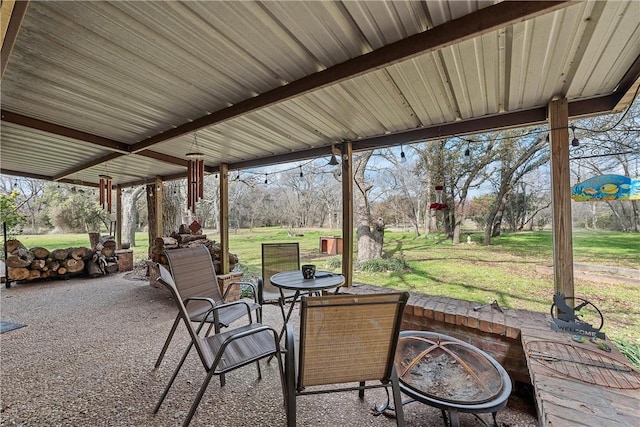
[388, 331, 512, 427]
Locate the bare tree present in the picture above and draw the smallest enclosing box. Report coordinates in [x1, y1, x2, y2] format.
[483, 129, 549, 245]
[354, 151, 385, 263]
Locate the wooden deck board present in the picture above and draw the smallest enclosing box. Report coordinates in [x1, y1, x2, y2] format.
[521, 324, 640, 426]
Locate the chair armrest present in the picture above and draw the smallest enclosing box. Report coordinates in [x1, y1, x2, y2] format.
[223, 281, 259, 304]
[183, 297, 216, 308]
[284, 323, 297, 394]
[208, 300, 255, 322]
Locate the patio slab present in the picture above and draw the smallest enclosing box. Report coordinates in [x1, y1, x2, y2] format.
[0, 273, 535, 426]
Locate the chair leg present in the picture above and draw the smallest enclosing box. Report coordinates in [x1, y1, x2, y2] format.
[154, 341, 194, 413]
[390, 368, 405, 427]
[182, 370, 217, 427]
[252, 359, 262, 379]
[155, 315, 181, 369]
[284, 330, 296, 427]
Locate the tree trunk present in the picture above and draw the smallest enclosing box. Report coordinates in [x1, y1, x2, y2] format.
[163, 181, 182, 236]
[147, 183, 158, 257]
[353, 152, 384, 263]
[121, 186, 145, 247]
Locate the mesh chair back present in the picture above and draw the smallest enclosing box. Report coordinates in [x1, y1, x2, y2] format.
[165, 246, 224, 316]
[156, 264, 212, 367]
[297, 292, 408, 388]
[260, 242, 300, 302]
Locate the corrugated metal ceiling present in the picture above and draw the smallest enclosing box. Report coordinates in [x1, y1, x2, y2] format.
[1, 0, 639, 187]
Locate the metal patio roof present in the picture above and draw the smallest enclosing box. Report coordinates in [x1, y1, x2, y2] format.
[1, 0, 639, 188]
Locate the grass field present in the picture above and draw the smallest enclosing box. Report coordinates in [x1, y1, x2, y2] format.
[9, 228, 640, 343]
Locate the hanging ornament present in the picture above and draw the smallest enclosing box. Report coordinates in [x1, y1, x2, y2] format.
[186, 134, 205, 213]
[430, 185, 448, 210]
[99, 175, 113, 213]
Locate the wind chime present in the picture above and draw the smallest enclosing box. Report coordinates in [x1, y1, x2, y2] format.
[186, 133, 205, 214]
[98, 175, 112, 213]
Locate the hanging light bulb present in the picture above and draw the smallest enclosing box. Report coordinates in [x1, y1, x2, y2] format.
[464, 143, 470, 157]
[235, 171, 240, 181]
[570, 125, 580, 147]
[299, 165, 304, 178]
[264, 173, 268, 185]
[400, 145, 407, 163]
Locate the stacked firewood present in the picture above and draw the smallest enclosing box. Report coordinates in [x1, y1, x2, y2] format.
[149, 225, 238, 274]
[87, 236, 119, 277]
[5, 237, 119, 282]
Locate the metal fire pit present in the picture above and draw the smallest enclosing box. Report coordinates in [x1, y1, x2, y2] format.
[379, 331, 511, 427]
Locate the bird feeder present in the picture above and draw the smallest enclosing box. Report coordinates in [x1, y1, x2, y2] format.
[430, 185, 448, 210]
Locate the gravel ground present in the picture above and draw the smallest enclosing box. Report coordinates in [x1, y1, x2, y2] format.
[1, 273, 538, 426]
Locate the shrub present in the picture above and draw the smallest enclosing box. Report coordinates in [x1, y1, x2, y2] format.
[324, 256, 342, 270]
[358, 257, 409, 273]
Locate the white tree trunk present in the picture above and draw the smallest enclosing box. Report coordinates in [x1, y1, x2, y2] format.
[121, 186, 145, 247]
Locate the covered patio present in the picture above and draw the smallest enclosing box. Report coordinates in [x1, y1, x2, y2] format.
[1, 1, 640, 426]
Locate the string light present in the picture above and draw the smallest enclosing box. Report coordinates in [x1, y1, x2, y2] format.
[400, 144, 407, 162]
[299, 165, 304, 178]
[264, 173, 268, 185]
[464, 143, 470, 157]
[570, 125, 580, 147]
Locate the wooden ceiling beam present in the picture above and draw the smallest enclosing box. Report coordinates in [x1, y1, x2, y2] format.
[1, 111, 194, 178]
[1, 110, 130, 153]
[52, 153, 123, 181]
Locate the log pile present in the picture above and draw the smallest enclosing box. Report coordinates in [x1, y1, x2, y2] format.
[149, 224, 238, 274]
[5, 237, 120, 282]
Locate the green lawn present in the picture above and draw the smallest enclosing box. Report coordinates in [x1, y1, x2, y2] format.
[9, 228, 640, 343]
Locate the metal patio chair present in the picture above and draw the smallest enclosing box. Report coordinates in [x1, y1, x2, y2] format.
[258, 242, 301, 320]
[154, 246, 260, 369]
[284, 292, 409, 427]
[153, 264, 285, 427]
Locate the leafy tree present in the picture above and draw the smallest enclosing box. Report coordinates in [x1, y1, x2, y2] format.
[466, 195, 495, 230]
[39, 184, 108, 233]
[0, 190, 26, 237]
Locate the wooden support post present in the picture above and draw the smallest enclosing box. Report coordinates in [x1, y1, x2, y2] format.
[341, 142, 353, 287]
[154, 177, 163, 241]
[548, 98, 574, 299]
[146, 178, 163, 258]
[219, 164, 230, 274]
[116, 185, 122, 249]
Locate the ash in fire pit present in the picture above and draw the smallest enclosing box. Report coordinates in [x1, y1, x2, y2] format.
[397, 335, 504, 405]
